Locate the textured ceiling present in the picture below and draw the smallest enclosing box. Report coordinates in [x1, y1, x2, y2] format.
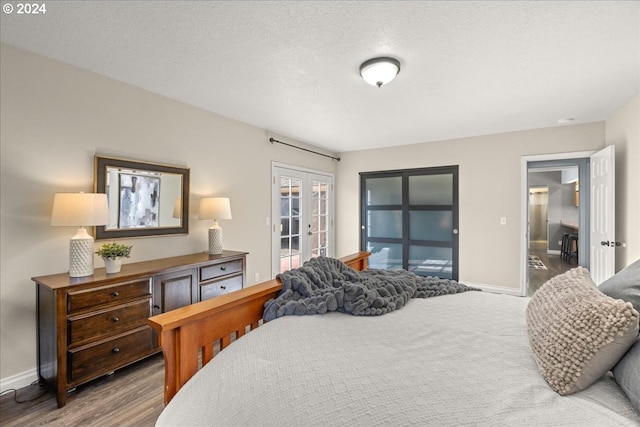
[1, 1, 638, 153]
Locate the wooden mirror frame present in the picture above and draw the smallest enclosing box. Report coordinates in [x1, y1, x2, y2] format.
[94, 156, 190, 239]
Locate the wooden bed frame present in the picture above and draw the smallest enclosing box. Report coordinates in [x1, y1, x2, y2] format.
[148, 251, 370, 405]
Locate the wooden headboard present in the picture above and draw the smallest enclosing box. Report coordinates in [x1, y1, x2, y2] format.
[148, 251, 370, 405]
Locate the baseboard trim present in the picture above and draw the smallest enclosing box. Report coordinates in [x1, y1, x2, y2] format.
[464, 282, 525, 297]
[0, 368, 38, 393]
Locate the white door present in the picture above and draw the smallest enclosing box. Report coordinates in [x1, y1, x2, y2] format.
[590, 145, 615, 285]
[272, 165, 334, 276]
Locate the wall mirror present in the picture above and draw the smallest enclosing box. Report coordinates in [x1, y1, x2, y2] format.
[94, 156, 190, 239]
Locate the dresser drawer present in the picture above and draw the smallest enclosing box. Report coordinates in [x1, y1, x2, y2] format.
[200, 259, 243, 282]
[200, 275, 243, 301]
[68, 278, 152, 313]
[68, 327, 157, 385]
[68, 298, 152, 346]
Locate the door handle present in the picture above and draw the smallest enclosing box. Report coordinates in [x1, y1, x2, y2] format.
[452, 229, 459, 235]
[601, 241, 622, 247]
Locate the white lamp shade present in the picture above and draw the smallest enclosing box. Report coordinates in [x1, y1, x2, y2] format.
[51, 193, 110, 226]
[199, 197, 232, 221]
[360, 57, 401, 87]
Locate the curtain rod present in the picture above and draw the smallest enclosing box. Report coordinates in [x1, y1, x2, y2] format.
[269, 137, 341, 161]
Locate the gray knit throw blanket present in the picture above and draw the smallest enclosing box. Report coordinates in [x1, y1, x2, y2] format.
[263, 257, 480, 322]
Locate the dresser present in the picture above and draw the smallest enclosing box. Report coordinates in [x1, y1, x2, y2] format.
[31, 250, 247, 408]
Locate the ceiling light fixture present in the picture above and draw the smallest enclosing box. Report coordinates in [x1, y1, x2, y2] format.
[360, 57, 401, 88]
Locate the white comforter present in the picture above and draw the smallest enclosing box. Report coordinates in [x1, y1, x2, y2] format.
[157, 292, 640, 426]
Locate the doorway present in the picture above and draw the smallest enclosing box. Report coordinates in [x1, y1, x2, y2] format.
[522, 153, 590, 296]
[526, 170, 580, 295]
[522, 147, 616, 295]
[271, 164, 334, 277]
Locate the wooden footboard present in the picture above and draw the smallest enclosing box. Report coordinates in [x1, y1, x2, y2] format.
[148, 251, 370, 405]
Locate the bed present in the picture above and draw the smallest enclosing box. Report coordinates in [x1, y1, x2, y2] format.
[148, 252, 640, 426]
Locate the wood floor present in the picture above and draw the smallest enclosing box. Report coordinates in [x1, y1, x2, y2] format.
[528, 240, 576, 296]
[0, 353, 165, 426]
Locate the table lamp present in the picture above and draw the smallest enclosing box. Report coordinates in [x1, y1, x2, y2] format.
[198, 197, 231, 255]
[51, 192, 109, 277]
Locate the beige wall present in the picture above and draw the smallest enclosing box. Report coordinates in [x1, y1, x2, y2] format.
[605, 95, 640, 270]
[336, 116, 640, 290]
[0, 44, 337, 386]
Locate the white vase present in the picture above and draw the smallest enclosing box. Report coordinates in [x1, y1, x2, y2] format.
[104, 257, 123, 274]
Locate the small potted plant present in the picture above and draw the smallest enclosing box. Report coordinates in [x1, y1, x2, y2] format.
[96, 242, 132, 274]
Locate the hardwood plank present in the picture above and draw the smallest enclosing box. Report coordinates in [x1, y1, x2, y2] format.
[0, 354, 164, 426]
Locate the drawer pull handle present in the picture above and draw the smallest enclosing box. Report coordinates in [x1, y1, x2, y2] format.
[112, 317, 119, 323]
[112, 291, 119, 297]
[220, 285, 226, 290]
[112, 347, 120, 353]
[220, 267, 226, 271]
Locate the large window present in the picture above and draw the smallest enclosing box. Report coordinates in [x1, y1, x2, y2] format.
[360, 166, 459, 280]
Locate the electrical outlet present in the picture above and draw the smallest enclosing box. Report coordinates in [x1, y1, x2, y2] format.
[500, 217, 507, 225]
[265, 217, 270, 226]
[254, 273, 260, 282]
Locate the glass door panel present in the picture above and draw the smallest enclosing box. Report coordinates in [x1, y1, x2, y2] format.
[408, 174, 453, 205]
[366, 242, 403, 270]
[408, 245, 453, 279]
[311, 179, 330, 257]
[367, 210, 403, 238]
[409, 211, 453, 241]
[280, 176, 302, 271]
[366, 177, 402, 205]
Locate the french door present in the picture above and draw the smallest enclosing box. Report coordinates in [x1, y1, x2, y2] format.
[590, 145, 616, 284]
[360, 166, 459, 280]
[272, 165, 334, 276]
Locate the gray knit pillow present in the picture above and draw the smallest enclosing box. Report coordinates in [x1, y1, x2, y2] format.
[526, 267, 639, 395]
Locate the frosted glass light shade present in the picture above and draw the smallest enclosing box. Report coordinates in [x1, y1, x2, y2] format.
[360, 57, 401, 88]
[198, 197, 232, 220]
[51, 193, 110, 226]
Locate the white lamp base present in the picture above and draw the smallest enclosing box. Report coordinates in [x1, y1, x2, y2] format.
[208, 223, 223, 255]
[69, 227, 94, 277]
